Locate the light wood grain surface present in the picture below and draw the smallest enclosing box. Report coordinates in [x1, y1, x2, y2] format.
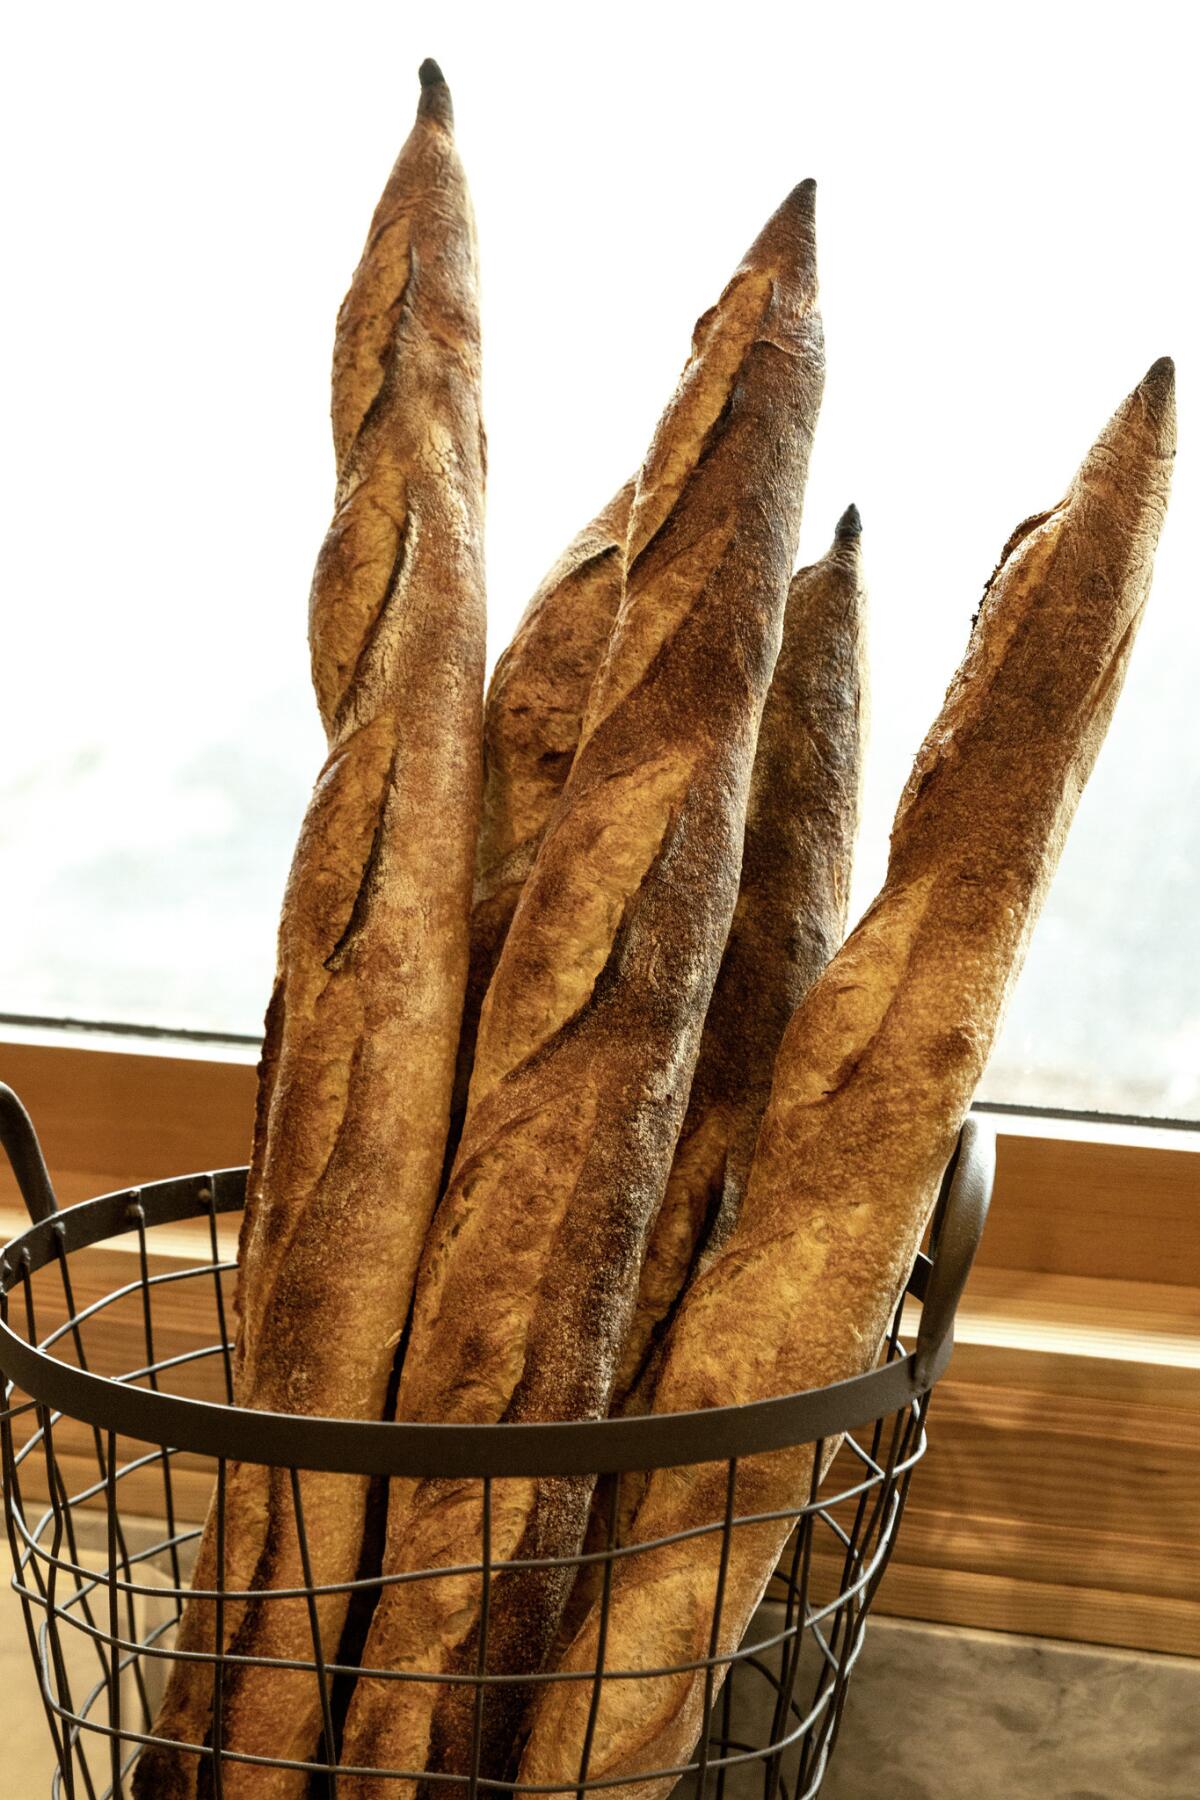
[1, 1035, 1197, 1657]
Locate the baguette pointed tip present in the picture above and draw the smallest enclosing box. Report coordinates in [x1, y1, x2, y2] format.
[1104, 354, 1177, 460]
[767, 179, 816, 232]
[417, 57, 453, 126]
[748, 179, 819, 287]
[1085, 356, 1177, 478]
[1139, 355, 1175, 418]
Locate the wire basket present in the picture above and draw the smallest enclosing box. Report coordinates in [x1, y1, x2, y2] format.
[0, 1084, 993, 1800]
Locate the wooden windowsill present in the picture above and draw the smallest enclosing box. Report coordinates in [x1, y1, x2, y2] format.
[1, 1024, 1197, 1657]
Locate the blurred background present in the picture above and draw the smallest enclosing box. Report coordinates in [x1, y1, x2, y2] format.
[0, 0, 1195, 1116]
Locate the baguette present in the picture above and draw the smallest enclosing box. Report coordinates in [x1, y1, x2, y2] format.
[552, 508, 868, 1656]
[612, 504, 868, 1412]
[449, 480, 635, 1152]
[339, 181, 825, 1799]
[519, 357, 1176, 1800]
[135, 60, 486, 1800]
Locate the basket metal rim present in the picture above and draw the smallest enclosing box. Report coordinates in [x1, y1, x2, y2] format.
[0, 1125, 992, 1480]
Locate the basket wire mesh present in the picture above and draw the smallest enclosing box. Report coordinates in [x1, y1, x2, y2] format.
[0, 1086, 992, 1799]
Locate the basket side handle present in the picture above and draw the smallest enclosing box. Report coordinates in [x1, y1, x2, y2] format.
[914, 1115, 995, 1385]
[0, 1084, 60, 1224]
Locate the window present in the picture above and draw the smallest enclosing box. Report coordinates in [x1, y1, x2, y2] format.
[1, 3, 1195, 1117]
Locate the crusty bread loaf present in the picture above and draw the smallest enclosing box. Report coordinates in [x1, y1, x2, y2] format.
[612, 504, 868, 1413]
[338, 182, 825, 1800]
[550, 508, 868, 1658]
[135, 60, 486, 1800]
[448, 480, 635, 1153]
[519, 357, 1176, 1800]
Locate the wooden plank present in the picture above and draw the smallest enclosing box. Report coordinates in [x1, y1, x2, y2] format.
[8, 1440, 219, 1531]
[6, 1241, 235, 1376]
[0, 1039, 256, 1212]
[936, 1266, 1200, 1364]
[904, 1267, 1200, 1408]
[906, 1388, 1199, 1539]
[979, 1130, 1200, 1285]
[2, 1036, 1195, 1284]
[885, 1504, 1200, 1606]
[849, 1559, 1200, 1659]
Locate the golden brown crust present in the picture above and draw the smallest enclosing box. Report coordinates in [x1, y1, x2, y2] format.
[136, 61, 485, 1800]
[338, 183, 825, 1800]
[556, 511, 868, 1656]
[519, 359, 1176, 1800]
[612, 506, 868, 1410]
[329, 58, 456, 491]
[448, 480, 635, 1154]
[479, 482, 637, 892]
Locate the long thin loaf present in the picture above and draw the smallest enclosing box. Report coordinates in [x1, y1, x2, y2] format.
[612, 505, 868, 1412]
[519, 357, 1176, 1800]
[135, 60, 486, 1800]
[449, 480, 634, 1150]
[552, 508, 868, 1659]
[339, 182, 826, 1800]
